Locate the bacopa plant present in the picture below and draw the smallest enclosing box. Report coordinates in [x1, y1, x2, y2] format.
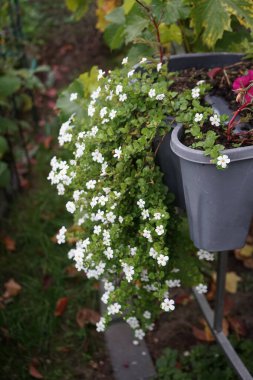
[48, 59, 218, 340]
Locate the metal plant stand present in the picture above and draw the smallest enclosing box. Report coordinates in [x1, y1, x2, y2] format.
[193, 251, 253, 380]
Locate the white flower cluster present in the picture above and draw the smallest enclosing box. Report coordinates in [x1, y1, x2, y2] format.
[49, 59, 195, 341]
[197, 249, 214, 261]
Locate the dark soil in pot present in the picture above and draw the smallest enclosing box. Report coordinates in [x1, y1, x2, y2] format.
[169, 59, 253, 149]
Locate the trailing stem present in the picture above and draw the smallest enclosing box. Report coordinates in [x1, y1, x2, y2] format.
[135, 0, 163, 63]
[227, 102, 250, 141]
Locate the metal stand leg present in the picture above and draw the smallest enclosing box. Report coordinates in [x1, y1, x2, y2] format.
[193, 251, 253, 380]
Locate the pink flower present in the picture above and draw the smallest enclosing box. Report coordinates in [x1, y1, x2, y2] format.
[232, 70, 253, 104]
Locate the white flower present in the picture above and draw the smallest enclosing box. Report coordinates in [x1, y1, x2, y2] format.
[155, 225, 165, 236]
[92, 149, 104, 164]
[86, 180, 96, 189]
[197, 80, 205, 85]
[122, 57, 128, 65]
[194, 113, 203, 122]
[126, 317, 139, 329]
[157, 254, 169, 266]
[98, 195, 108, 206]
[128, 70, 135, 78]
[104, 247, 114, 259]
[108, 303, 121, 315]
[148, 89, 156, 98]
[66, 201, 76, 214]
[143, 311, 151, 319]
[90, 197, 98, 208]
[142, 229, 153, 242]
[129, 246, 137, 256]
[137, 199, 145, 209]
[97, 69, 105, 80]
[217, 154, 230, 169]
[94, 225, 102, 235]
[196, 283, 208, 294]
[96, 317, 106, 332]
[90, 126, 98, 137]
[140, 57, 147, 64]
[149, 247, 158, 259]
[166, 279, 181, 288]
[100, 107, 107, 118]
[122, 263, 134, 282]
[116, 84, 123, 95]
[56, 226, 67, 244]
[135, 329, 145, 340]
[156, 93, 165, 100]
[109, 109, 117, 119]
[104, 281, 115, 292]
[197, 249, 214, 261]
[210, 114, 220, 127]
[101, 162, 108, 176]
[101, 292, 110, 304]
[141, 209, 149, 220]
[113, 146, 122, 159]
[161, 298, 175, 312]
[91, 86, 101, 100]
[119, 93, 127, 102]
[106, 212, 116, 223]
[119, 216, 124, 224]
[157, 62, 162, 72]
[70, 92, 78, 101]
[88, 103, 95, 117]
[191, 87, 200, 99]
[75, 143, 85, 158]
[154, 212, 161, 220]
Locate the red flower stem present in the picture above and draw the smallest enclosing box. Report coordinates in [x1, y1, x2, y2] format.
[227, 102, 250, 141]
[135, 0, 163, 63]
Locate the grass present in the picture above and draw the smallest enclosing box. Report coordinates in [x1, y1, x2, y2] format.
[0, 147, 111, 380]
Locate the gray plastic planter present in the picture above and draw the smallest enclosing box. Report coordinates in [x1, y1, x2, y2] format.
[171, 125, 253, 251]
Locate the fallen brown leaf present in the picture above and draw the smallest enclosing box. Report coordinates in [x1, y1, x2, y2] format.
[28, 363, 43, 379]
[54, 297, 68, 317]
[3, 278, 22, 298]
[225, 272, 242, 293]
[3, 236, 16, 252]
[192, 318, 228, 342]
[227, 316, 247, 337]
[76, 308, 100, 328]
[223, 295, 235, 316]
[243, 258, 253, 269]
[65, 265, 79, 277]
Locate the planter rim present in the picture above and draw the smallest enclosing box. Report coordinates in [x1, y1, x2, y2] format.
[170, 52, 243, 60]
[171, 125, 253, 164]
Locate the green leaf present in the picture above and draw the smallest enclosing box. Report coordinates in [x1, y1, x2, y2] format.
[224, 0, 253, 29]
[125, 15, 149, 44]
[106, 6, 125, 25]
[0, 75, 21, 97]
[191, 0, 253, 48]
[159, 23, 182, 44]
[0, 161, 10, 188]
[123, 0, 135, 14]
[104, 24, 125, 50]
[153, 0, 190, 24]
[65, 0, 91, 20]
[0, 117, 18, 133]
[0, 137, 8, 158]
[127, 44, 154, 63]
[78, 66, 98, 96]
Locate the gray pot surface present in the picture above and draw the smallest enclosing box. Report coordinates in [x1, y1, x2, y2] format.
[171, 125, 253, 251]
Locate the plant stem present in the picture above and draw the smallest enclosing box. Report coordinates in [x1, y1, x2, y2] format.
[135, 0, 163, 62]
[227, 102, 250, 141]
